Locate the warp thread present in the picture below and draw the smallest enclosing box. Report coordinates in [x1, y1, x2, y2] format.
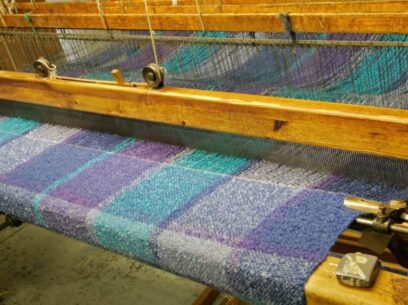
[0, 0, 7, 28]
[143, 0, 159, 66]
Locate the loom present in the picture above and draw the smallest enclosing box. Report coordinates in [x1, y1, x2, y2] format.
[0, 0, 408, 304]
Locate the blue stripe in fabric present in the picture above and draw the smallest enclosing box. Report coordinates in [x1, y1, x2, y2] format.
[32, 138, 135, 226]
[92, 150, 249, 263]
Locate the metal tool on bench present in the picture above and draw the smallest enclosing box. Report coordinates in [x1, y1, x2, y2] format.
[336, 196, 408, 287]
[336, 252, 381, 288]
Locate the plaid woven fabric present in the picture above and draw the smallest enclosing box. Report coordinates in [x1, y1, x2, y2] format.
[0, 116, 407, 305]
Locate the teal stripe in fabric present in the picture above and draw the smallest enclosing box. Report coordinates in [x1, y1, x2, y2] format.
[0, 118, 40, 144]
[32, 138, 136, 226]
[92, 150, 248, 263]
[163, 32, 228, 74]
[92, 212, 157, 262]
[85, 71, 115, 81]
[338, 35, 408, 96]
[276, 34, 408, 102]
[174, 150, 249, 174]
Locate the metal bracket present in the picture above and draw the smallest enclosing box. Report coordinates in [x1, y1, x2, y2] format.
[344, 196, 408, 235]
[344, 196, 408, 267]
[273, 120, 286, 131]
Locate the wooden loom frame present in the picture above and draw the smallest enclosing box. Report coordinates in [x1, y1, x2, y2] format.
[1, 1, 408, 304]
[1, 71, 408, 161]
[2, 0, 408, 33]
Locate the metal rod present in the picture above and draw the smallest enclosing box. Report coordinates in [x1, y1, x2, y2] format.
[355, 217, 408, 235]
[1, 30, 408, 48]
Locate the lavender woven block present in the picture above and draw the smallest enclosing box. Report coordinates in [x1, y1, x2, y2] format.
[47, 154, 156, 208]
[121, 140, 184, 162]
[163, 178, 298, 246]
[0, 144, 100, 192]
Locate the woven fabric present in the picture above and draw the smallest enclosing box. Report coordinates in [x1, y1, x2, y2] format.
[1, 116, 408, 305]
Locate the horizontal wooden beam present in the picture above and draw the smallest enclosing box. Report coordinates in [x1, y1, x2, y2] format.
[15, 0, 408, 14]
[305, 256, 408, 305]
[2, 12, 408, 33]
[16, 0, 402, 10]
[1, 71, 408, 160]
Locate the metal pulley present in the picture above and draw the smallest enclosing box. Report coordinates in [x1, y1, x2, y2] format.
[142, 63, 165, 89]
[33, 57, 57, 79]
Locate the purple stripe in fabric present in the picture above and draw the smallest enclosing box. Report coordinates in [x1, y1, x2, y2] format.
[120, 140, 184, 162]
[40, 197, 96, 242]
[45, 140, 185, 208]
[65, 130, 127, 150]
[47, 154, 156, 208]
[240, 175, 337, 246]
[0, 144, 100, 192]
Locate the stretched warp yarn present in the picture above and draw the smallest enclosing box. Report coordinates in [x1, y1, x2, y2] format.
[0, 116, 408, 304]
[2, 31, 408, 108]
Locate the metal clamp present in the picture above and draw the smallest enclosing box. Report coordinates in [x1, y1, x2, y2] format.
[33, 57, 57, 79]
[344, 196, 408, 235]
[344, 196, 408, 267]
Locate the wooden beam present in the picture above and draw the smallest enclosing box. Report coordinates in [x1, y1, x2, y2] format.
[3, 12, 408, 33]
[1, 71, 408, 160]
[305, 256, 408, 305]
[16, 0, 404, 10]
[191, 288, 220, 305]
[15, 1, 408, 14]
[218, 296, 241, 305]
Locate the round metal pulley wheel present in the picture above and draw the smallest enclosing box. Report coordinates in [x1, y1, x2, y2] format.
[142, 63, 165, 89]
[33, 57, 57, 79]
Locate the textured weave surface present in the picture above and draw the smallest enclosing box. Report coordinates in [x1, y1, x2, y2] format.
[1, 116, 408, 304]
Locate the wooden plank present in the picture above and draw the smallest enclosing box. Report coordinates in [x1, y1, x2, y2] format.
[16, 0, 404, 10]
[191, 287, 220, 305]
[15, 1, 408, 14]
[218, 296, 241, 305]
[305, 256, 408, 305]
[3, 12, 408, 33]
[1, 71, 408, 160]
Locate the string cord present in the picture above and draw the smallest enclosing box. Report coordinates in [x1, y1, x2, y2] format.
[4, 0, 15, 14]
[194, 0, 205, 32]
[0, 0, 6, 14]
[95, 0, 108, 30]
[23, 13, 37, 33]
[0, 1, 6, 29]
[143, 0, 159, 67]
